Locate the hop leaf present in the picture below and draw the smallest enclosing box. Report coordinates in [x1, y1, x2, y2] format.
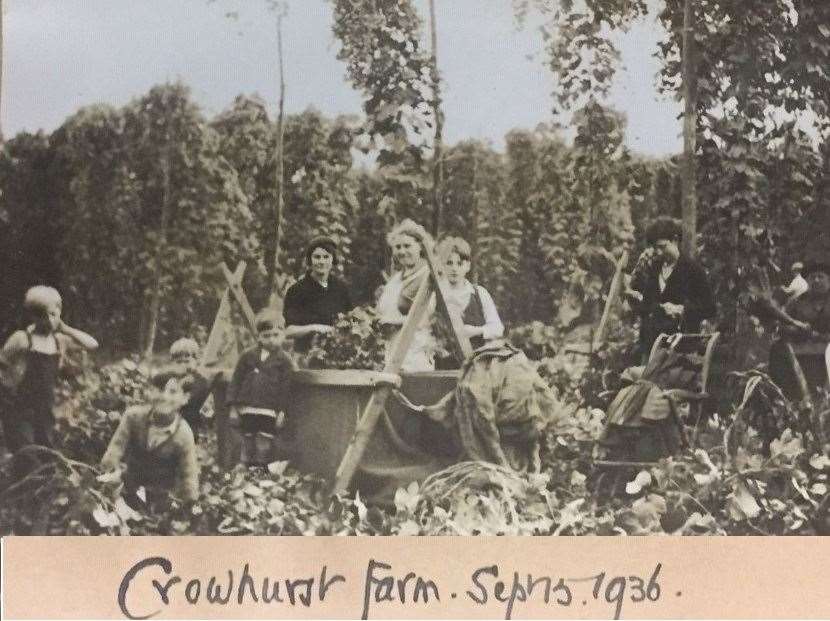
[727, 481, 762, 521]
[625, 470, 652, 495]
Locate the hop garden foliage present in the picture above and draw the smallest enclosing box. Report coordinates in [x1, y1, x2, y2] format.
[4, 338, 830, 537]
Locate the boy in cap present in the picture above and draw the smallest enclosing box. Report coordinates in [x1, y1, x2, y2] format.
[227, 309, 296, 466]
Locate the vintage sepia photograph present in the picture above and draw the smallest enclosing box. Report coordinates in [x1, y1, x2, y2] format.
[1, 0, 829, 539]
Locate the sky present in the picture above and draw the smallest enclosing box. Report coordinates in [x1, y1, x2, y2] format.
[3, 0, 683, 156]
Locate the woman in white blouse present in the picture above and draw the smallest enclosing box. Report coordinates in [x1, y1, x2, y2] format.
[376, 219, 439, 372]
[436, 237, 504, 365]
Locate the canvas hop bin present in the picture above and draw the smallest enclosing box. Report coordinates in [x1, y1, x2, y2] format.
[288, 369, 458, 504]
[288, 369, 401, 479]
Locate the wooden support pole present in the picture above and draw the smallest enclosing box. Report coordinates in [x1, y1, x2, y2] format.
[593, 251, 629, 353]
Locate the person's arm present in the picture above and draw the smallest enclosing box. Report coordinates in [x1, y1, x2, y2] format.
[101, 409, 136, 470]
[57, 321, 98, 350]
[284, 281, 336, 339]
[175, 426, 200, 503]
[681, 261, 717, 325]
[285, 324, 333, 339]
[225, 352, 252, 407]
[180, 374, 211, 427]
[0, 331, 32, 394]
[1, 330, 28, 356]
[0, 331, 29, 368]
[376, 277, 405, 326]
[282, 281, 304, 327]
[762, 296, 809, 332]
[473, 286, 504, 340]
[629, 249, 656, 296]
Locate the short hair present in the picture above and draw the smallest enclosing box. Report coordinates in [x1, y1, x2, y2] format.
[305, 236, 338, 266]
[24, 286, 62, 312]
[436, 236, 471, 263]
[645, 217, 682, 245]
[255, 308, 285, 332]
[170, 337, 200, 358]
[386, 219, 434, 255]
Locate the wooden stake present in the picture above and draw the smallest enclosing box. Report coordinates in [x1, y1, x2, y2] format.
[593, 251, 629, 352]
[221, 261, 257, 334]
[202, 262, 247, 368]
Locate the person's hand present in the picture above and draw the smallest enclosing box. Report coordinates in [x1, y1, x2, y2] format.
[275, 411, 286, 429]
[228, 406, 240, 428]
[661, 302, 684, 319]
[625, 288, 644, 303]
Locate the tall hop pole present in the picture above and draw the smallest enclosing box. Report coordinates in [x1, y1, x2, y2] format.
[271, 4, 287, 295]
[428, 0, 445, 238]
[680, 0, 698, 258]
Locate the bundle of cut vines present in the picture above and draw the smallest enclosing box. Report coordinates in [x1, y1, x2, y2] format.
[418, 461, 539, 506]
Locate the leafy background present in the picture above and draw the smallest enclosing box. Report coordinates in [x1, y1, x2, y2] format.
[2, 0, 830, 535]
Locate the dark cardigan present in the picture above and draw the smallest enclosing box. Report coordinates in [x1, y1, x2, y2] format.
[283, 274, 354, 352]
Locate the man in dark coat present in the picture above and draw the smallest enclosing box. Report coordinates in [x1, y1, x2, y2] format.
[628, 217, 717, 357]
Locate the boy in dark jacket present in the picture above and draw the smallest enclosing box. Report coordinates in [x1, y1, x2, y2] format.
[227, 309, 296, 466]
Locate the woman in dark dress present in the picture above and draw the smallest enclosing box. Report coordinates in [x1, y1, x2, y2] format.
[627, 217, 716, 358]
[284, 236, 354, 353]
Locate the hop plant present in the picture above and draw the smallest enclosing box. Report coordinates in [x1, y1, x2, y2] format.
[507, 321, 561, 361]
[305, 306, 387, 370]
